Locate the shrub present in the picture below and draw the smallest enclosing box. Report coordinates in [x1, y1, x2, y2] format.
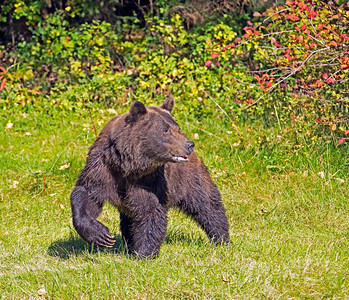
[208, 0, 349, 144]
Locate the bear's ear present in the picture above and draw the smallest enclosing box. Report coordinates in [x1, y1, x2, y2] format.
[160, 96, 174, 113]
[125, 101, 147, 123]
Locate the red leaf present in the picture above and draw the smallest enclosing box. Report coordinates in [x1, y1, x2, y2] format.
[301, 24, 307, 31]
[260, 84, 266, 91]
[245, 29, 253, 36]
[322, 73, 328, 80]
[211, 53, 219, 59]
[253, 11, 262, 17]
[308, 10, 317, 19]
[205, 60, 212, 67]
[338, 138, 345, 145]
[262, 73, 270, 80]
[0, 78, 7, 91]
[330, 123, 337, 131]
[326, 78, 335, 84]
[329, 41, 337, 47]
[310, 43, 316, 48]
[288, 13, 300, 21]
[316, 80, 324, 87]
[266, 81, 272, 89]
[345, 129, 349, 136]
[298, 2, 308, 10]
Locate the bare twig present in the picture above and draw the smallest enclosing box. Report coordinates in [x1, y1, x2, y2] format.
[238, 30, 294, 47]
[226, 73, 257, 87]
[42, 172, 46, 195]
[201, 89, 233, 123]
[255, 7, 292, 30]
[89, 112, 98, 139]
[201, 88, 240, 133]
[243, 47, 329, 109]
[308, 34, 327, 47]
[184, 122, 226, 142]
[250, 66, 294, 73]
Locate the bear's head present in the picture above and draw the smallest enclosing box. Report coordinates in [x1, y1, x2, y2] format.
[124, 97, 195, 166]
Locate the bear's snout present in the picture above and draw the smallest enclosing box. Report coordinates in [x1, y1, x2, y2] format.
[186, 140, 195, 154]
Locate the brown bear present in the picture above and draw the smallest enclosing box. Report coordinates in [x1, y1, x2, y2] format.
[70, 97, 230, 258]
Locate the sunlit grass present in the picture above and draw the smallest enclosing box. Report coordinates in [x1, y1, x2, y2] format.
[0, 107, 348, 298]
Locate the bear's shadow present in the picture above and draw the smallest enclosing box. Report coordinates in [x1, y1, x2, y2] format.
[47, 234, 125, 260]
[47, 230, 204, 260]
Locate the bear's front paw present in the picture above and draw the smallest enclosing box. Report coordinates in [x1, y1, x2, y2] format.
[78, 219, 116, 248]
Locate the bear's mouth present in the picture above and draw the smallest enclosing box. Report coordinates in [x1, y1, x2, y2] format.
[170, 153, 188, 162]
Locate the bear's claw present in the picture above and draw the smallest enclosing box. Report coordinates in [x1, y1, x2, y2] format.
[78, 219, 116, 248]
[95, 236, 116, 248]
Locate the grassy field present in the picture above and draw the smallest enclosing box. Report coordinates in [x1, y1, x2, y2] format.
[0, 105, 348, 299]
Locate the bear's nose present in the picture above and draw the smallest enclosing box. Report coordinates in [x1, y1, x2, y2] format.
[186, 141, 195, 154]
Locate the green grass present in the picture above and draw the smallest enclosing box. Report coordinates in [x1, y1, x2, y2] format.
[0, 107, 348, 299]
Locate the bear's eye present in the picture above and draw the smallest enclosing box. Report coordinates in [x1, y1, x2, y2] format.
[163, 128, 170, 134]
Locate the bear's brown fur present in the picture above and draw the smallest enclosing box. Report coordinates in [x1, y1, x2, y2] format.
[70, 97, 230, 258]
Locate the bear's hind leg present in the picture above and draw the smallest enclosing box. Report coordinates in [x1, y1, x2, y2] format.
[177, 185, 231, 244]
[120, 213, 134, 252]
[70, 186, 115, 248]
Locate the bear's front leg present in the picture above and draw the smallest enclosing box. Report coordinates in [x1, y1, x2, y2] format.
[70, 186, 115, 248]
[126, 188, 168, 259]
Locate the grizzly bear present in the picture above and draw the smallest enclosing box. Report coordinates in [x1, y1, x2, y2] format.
[70, 97, 230, 258]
